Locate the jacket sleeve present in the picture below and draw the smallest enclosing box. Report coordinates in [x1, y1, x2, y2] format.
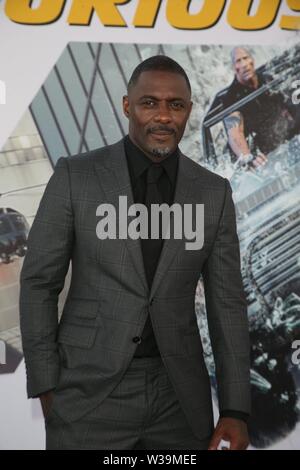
[19, 157, 74, 398]
[202, 178, 251, 415]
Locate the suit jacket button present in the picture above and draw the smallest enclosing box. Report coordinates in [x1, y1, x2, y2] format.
[132, 336, 142, 344]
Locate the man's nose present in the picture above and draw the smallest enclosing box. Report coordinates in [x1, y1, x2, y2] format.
[154, 102, 172, 122]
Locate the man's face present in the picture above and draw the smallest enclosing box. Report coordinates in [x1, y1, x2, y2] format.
[123, 70, 193, 161]
[233, 48, 256, 84]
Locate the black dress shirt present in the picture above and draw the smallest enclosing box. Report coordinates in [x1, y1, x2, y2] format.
[123, 135, 249, 424]
[124, 134, 178, 359]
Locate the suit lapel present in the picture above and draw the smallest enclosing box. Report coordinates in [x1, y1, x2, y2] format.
[94, 139, 149, 294]
[149, 151, 198, 300]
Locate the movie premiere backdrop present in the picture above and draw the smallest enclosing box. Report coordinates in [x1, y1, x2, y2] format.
[0, 0, 299, 450]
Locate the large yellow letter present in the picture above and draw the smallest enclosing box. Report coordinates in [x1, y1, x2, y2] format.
[68, 0, 129, 26]
[166, 0, 226, 30]
[133, 0, 162, 27]
[227, 0, 281, 30]
[5, 0, 65, 25]
[280, 0, 300, 30]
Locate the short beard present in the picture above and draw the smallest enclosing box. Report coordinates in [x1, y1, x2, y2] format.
[150, 147, 172, 158]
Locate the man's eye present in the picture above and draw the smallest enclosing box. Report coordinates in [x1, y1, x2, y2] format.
[171, 102, 184, 109]
[143, 100, 155, 106]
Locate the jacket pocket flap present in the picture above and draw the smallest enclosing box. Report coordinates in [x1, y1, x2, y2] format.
[61, 298, 99, 320]
[57, 322, 97, 348]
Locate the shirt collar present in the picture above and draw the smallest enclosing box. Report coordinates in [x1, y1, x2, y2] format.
[124, 134, 178, 185]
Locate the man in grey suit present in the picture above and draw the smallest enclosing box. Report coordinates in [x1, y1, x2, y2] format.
[20, 56, 251, 450]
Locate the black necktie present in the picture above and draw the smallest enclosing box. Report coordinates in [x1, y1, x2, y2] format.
[142, 164, 164, 288]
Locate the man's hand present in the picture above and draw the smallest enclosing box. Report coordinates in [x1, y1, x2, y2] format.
[237, 152, 268, 170]
[208, 417, 249, 450]
[39, 390, 54, 420]
[250, 153, 267, 168]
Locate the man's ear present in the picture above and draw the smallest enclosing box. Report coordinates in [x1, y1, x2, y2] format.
[123, 95, 129, 118]
[188, 100, 193, 118]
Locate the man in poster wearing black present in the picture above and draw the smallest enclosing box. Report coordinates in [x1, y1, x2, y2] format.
[222, 47, 299, 170]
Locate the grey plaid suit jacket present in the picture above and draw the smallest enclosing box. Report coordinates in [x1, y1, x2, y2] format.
[19, 137, 251, 440]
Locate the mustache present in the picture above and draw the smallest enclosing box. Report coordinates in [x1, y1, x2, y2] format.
[147, 126, 175, 135]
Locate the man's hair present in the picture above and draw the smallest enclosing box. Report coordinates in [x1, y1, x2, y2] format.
[127, 55, 191, 94]
[230, 46, 254, 65]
